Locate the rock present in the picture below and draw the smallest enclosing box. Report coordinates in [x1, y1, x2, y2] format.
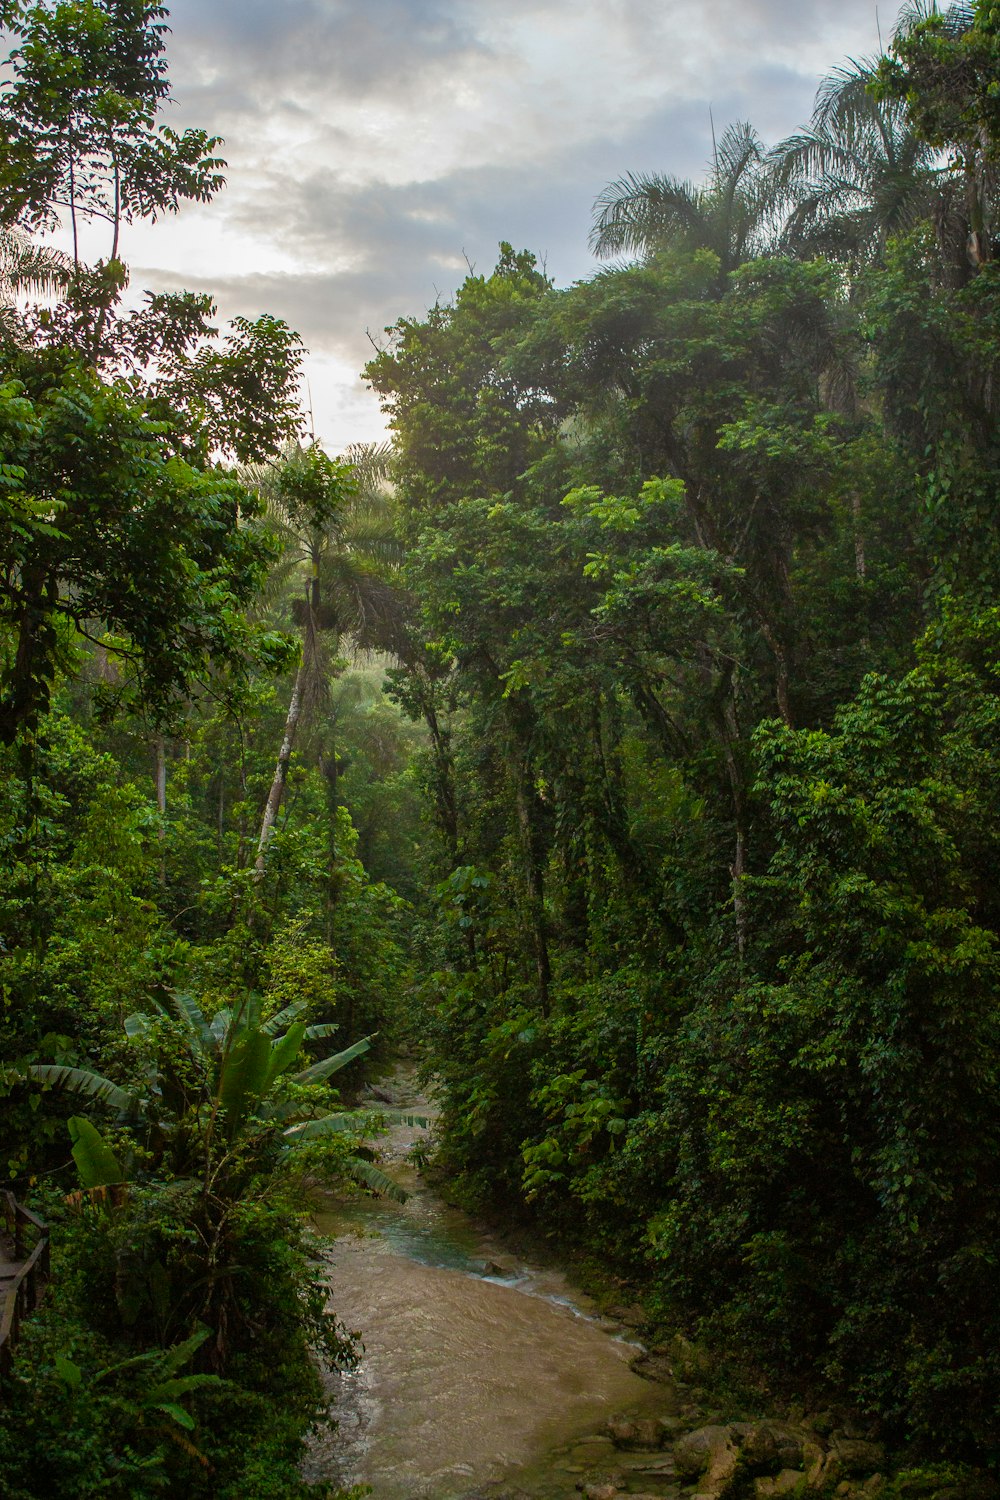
[806, 1453, 828, 1490]
[629, 1350, 675, 1384]
[668, 1333, 716, 1383]
[807, 1411, 836, 1437]
[673, 1424, 741, 1498]
[581, 1485, 620, 1500]
[737, 1421, 804, 1473]
[605, 1301, 647, 1327]
[674, 1426, 733, 1479]
[606, 1414, 664, 1451]
[830, 1439, 886, 1478]
[659, 1414, 688, 1438]
[460, 1489, 532, 1500]
[801, 1440, 825, 1474]
[755, 1473, 807, 1498]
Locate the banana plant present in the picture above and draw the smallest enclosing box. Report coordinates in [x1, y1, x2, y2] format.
[31, 988, 424, 1201]
[53, 1326, 219, 1439]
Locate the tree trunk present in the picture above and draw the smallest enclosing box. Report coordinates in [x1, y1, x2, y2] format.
[154, 736, 167, 886]
[712, 663, 749, 962]
[513, 755, 551, 1016]
[254, 663, 304, 877]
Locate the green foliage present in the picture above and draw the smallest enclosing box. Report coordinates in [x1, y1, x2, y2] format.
[0, 355, 281, 740]
[365, 25, 1000, 1464]
[0, 0, 224, 246]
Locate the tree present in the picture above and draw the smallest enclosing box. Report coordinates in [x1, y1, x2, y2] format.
[591, 121, 773, 273]
[0, 357, 292, 745]
[251, 441, 403, 876]
[769, 55, 946, 268]
[0, 223, 71, 344]
[0, 0, 224, 269]
[877, 1, 997, 266]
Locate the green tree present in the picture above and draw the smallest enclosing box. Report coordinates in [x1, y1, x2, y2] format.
[770, 54, 946, 268]
[0, 358, 287, 744]
[250, 441, 403, 876]
[591, 121, 773, 273]
[0, 0, 224, 268]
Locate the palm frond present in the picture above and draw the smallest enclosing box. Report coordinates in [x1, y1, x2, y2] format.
[590, 172, 704, 258]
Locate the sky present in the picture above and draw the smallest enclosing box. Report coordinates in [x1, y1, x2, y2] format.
[107, 0, 889, 450]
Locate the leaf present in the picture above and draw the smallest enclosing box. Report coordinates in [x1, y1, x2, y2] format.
[54, 1354, 83, 1391]
[261, 1000, 308, 1036]
[152, 1374, 220, 1399]
[293, 1033, 374, 1086]
[262, 1021, 307, 1092]
[345, 1157, 408, 1202]
[302, 1021, 340, 1041]
[217, 1028, 271, 1134]
[68, 1116, 127, 1189]
[29, 1064, 141, 1116]
[153, 1401, 196, 1430]
[283, 1111, 368, 1141]
[167, 991, 214, 1053]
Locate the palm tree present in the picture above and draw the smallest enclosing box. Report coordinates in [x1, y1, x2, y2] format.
[0, 225, 72, 345]
[251, 440, 404, 875]
[768, 56, 946, 268]
[590, 120, 774, 273]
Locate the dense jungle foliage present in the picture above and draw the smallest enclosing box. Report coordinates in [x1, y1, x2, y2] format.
[3, 0, 1000, 1493]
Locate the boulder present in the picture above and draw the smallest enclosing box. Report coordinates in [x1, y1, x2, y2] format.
[830, 1438, 886, 1478]
[674, 1424, 741, 1497]
[628, 1349, 676, 1385]
[674, 1426, 735, 1479]
[738, 1422, 805, 1472]
[606, 1414, 664, 1451]
[755, 1473, 807, 1498]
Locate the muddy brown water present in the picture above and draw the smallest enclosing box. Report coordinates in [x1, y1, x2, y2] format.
[305, 1074, 677, 1500]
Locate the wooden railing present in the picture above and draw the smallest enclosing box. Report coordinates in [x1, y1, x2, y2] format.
[0, 1191, 50, 1378]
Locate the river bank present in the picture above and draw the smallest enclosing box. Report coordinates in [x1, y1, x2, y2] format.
[304, 1068, 995, 1500]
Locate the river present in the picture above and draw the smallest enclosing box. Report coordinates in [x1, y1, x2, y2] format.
[305, 1070, 682, 1500]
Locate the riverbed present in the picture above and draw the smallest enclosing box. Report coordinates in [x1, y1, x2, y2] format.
[305, 1071, 680, 1500]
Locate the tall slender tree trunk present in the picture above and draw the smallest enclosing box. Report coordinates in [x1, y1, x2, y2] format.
[710, 661, 748, 962]
[254, 662, 305, 877]
[513, 754, 551, 1017]
[154, 736, 167, 886]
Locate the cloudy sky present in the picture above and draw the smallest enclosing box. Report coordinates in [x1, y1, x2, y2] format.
[113, 0, 887, 450]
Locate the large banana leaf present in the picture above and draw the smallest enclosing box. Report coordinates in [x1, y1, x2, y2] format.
[344, 1158, 407, 1203]
[165, 991, 214, 1054]
[68, 1116, 127, 1188]
[282, 1106, 428, 1142]
[217, 1028, 272, 1137]
[262, 1021, 308, 1093]
[29, 1064, 142, 1115]
[293, 1033, 374, 1085]
[283, 1112, 369, 1141]
[261, 1000, 308, 1036]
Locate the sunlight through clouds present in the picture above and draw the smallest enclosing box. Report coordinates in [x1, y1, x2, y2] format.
[117, 0, 887, 448]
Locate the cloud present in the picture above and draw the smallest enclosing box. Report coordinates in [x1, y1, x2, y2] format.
[130, 0, 891, 443]
[165, 0, 490, 114]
